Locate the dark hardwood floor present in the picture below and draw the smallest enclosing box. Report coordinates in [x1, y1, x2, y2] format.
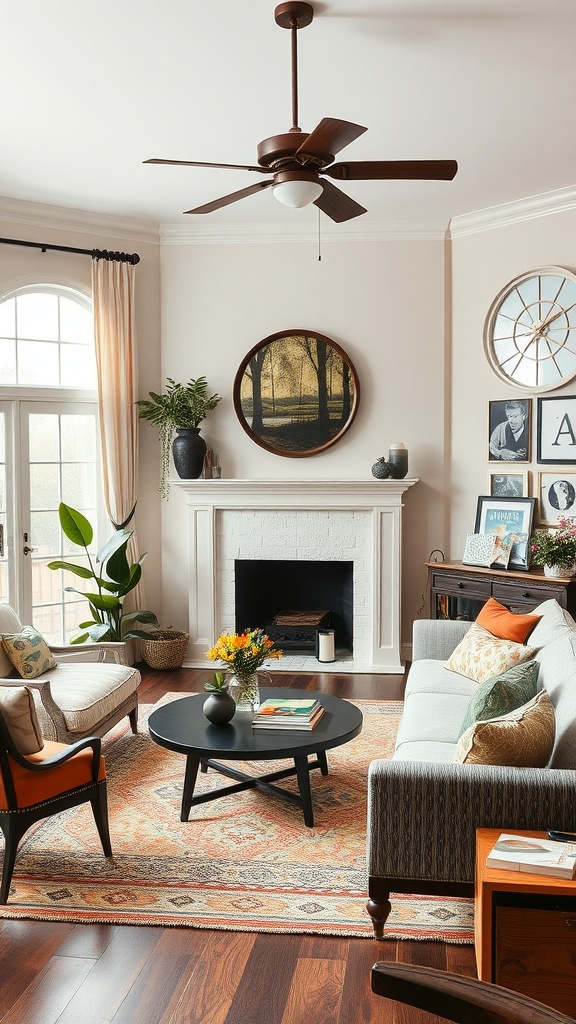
[0, 666, 477, 1024]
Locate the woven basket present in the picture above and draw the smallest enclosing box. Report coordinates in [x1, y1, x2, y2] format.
[141, 630, 190, 670]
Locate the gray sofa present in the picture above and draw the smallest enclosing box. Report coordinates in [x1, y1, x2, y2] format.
[366, 599, 576, 938]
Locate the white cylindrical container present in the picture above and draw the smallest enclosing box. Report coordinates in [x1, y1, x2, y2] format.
[316, 629, 336, 662]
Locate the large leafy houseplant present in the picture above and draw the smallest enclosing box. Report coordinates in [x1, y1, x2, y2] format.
[48, 503, 159, 643]
[137, 376, 221, 498]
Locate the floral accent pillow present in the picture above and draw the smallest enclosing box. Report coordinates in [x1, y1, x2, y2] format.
[1, 626, 57, 679]
[453, 690, 555, 767]
[445, 623, 537, 684]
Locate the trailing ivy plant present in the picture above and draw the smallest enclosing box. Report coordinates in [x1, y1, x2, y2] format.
[137, 376, 221, 498]
[48, 503, 159, 643]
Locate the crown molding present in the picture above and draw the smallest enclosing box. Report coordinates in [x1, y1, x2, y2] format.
[0, 196, 160, 245]
[450, 184, 576, 238]
[159, 220, 447, 245]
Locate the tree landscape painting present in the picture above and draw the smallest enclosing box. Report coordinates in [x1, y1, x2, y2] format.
[234, 331, 359, 457]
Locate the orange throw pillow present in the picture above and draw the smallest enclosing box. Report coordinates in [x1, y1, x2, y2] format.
[476, 597, 540, 644]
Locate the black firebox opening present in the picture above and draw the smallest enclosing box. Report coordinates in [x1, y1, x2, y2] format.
[235, 559, 353, 653]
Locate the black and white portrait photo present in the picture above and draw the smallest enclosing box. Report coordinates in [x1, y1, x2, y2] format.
[539, 472, 576, 524]
[488, 399, 531, 463]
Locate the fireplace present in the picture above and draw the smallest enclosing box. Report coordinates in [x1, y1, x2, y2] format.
[174, 478, 417, 673]
[235, 558, 354, 652]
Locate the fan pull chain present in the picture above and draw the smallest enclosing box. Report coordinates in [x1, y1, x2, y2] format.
[317, 208, 322, 262]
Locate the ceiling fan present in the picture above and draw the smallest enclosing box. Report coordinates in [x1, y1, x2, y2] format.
[144, 1, 458, 223]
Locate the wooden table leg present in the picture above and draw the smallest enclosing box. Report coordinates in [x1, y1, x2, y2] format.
[181, 754, 200, 821]
[294, 754, 315, 828]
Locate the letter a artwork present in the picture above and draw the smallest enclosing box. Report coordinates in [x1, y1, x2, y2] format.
[552, 414, 576, 447]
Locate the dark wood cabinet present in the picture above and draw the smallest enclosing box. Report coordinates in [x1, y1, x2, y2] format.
[427, 560, 576, 621]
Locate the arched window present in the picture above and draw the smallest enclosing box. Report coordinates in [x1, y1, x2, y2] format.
[0, 285, 96, 388]
[0, 284, 100, 641]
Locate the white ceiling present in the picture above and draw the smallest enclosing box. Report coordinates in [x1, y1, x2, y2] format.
[3, 0, 576, 231]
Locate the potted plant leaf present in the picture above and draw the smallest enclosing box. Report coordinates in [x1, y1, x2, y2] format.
[137, 376, 222, 498]
[48, 502, 159, 644]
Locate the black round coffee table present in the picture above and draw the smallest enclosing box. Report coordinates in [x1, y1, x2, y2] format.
[148, 687, 363, 828]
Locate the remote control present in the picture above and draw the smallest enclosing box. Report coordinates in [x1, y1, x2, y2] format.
[546, 829, 576, 843]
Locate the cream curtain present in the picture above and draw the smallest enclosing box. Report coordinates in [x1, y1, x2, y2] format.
[91, 257, 145, 611]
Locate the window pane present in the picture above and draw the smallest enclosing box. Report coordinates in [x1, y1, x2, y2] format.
[61, 415, 97, 461]
[29, 415, 60, 461]
[59, 297, 93, 344]
[30, 463, 60, 510]
[0, 416, 4, 461]
[0, 468, 5, 513]
[32, 559, 65, 605]
[32, 603, 63, 646]
[31, 510, 61, 556]
[0, 562, 7, 604]
[18, 340, 59, 385]
[60, 343, 97, 387]
[0, 297, 15, 336]
[62, 462, 96, 510]
[0, 339, 16, 384]
[17, 292, 59, 341]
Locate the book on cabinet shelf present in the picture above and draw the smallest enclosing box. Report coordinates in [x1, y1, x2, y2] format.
[486, 833, 576, 879]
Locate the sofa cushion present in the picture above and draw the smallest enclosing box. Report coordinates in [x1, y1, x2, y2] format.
[457, 660, 540, 739]
[45, 662, 140, 735]
[2, 627, 57, 679]
[476, 597, 541, 643]
[453, 690, 555, 767]
[404, 658, 480, 700]
[0, 685, 43, 754]
[395, 690, 473, 755]
[528, 599, 576, 648]
[445, 623, 537, 684]
[534, 631, 576, 768]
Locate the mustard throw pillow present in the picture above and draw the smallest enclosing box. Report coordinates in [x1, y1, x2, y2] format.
[1, 626, 57, 679]
[453, 690, 555, 767]
[445, 623, 537, 684]
[0, 685, 43, 754]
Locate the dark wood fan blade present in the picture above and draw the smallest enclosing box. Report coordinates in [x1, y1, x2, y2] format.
[144, 158, 268, 173]
[324, 159, 458, 181]
[313, 180, 367, 223]
[184, 180, 273, 215]
[295, 118, 367, 162]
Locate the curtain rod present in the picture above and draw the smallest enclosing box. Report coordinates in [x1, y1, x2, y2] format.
[0, 236, 140, 265]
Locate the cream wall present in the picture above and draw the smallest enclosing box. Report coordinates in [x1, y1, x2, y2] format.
[159, 234, 449, 646]
[451, 209, 576, 560]
[0, 209, 162, 618]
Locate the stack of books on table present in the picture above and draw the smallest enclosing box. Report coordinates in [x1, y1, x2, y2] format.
[252, 698, 325, 731]
[486, 833, 576, 879]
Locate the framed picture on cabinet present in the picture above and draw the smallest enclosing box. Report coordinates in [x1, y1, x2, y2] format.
[488, 399, 531, 463]
[488, 469, 529, 498]
[537, 395, 576, 464]
[474, 495, 537, 571]
[538, 471, 576, 525]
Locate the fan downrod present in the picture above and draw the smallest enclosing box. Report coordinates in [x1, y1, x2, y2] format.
[274, 2, 313, 30]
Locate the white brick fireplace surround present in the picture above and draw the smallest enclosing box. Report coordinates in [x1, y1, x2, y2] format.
[174, 479, 417, 674]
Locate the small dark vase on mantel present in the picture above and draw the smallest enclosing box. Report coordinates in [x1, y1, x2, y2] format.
[172, 428, 207, 480]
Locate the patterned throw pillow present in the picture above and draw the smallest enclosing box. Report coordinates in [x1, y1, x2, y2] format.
[445, 623, 537, 684]
[1, 626, 57, 679]
[453, 690, 555, 767]
[457, 660, 539, 739]
[0, 685, 43, 754]
[476, 597, 541, 643]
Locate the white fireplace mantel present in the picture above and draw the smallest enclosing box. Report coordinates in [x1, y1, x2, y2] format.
[174, 478, 418, 673]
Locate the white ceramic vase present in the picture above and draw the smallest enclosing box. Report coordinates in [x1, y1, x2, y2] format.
[543, 563, 576, 578]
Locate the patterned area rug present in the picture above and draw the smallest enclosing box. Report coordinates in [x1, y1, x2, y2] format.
[0, 696, 474, 941]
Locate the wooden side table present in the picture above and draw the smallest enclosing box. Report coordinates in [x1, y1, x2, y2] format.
[475, 828, 576, 1016]
[427, 561, 576, 621]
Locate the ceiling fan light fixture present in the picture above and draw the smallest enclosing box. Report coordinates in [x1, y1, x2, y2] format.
[272, 170, 323, 208]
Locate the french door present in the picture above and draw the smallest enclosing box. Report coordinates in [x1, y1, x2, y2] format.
[0, 398, 101, 644]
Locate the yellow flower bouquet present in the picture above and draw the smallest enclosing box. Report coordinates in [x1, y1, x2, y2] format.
[206, 627, 282, 677]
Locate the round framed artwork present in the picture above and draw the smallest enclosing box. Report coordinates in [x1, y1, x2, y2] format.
[484, 266, 576, 392]
[233, 329, 360, 457]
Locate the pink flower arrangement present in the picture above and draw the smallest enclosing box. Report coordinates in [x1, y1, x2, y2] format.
[530, 516, 576, 568]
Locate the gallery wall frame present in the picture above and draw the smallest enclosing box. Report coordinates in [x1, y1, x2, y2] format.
[538, 471, 576, 525]
[474, 495, 537, 571]
[537, 395, 576, 464]
[233, 329, 360, 458]
[488, 398, 531, 463]
[487, 469, 529, 498]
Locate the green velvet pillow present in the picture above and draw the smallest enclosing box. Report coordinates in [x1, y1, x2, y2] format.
[457, 660, 540, 740]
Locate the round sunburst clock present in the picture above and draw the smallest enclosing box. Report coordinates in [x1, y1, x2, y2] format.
[484, 265, 576, 392]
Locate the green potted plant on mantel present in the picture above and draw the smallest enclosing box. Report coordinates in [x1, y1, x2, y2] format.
[137, 376, 221, 499]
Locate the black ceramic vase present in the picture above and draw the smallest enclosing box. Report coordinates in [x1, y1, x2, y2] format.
[172, 428, 207, 480]
[203, 690, 236, 726]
